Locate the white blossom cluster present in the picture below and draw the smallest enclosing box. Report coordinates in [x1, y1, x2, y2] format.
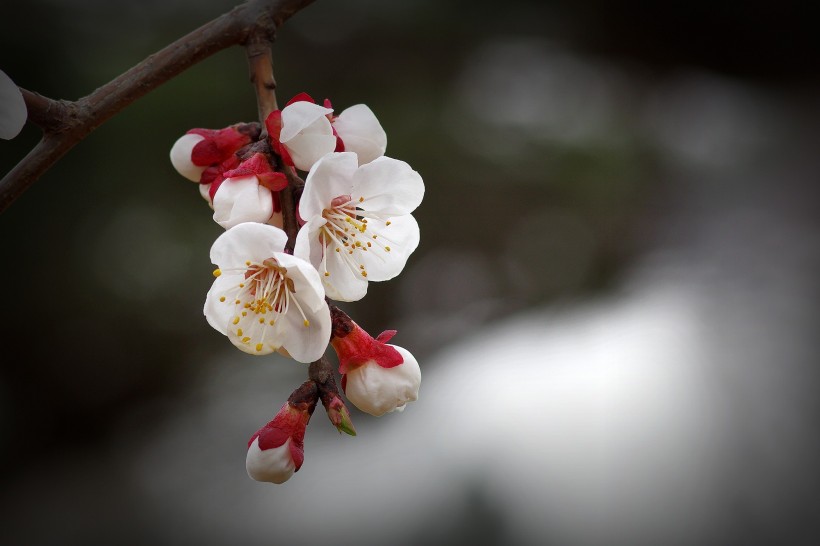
[170, 94, 423, 483]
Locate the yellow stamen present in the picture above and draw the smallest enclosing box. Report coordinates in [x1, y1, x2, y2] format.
[232, 316, 240, 325]
[219, 296, 226, 302]
[255, 343, 264, 352]
[213, 268, 222, 277]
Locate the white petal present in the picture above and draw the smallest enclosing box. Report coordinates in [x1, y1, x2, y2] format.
[209, 222, 288, 269]
[0, 70, 26, 140]
[280, 295, 331, 363]
[246, 437, 295, 484]
[358, 214, 420, 282]
[295, 217, 369, 302]
[275, 252, 327, 313]
[279, 101, 333, 142]
[353, 157, 425, 216]
[322, 244, 369, 302]
[299, 152, 359, 220]
[229, 311, 286, 356]
[293, 217, 327, 267]
[334, 104, 387, 165]
[212, 176, 274, 230]
[203, 273, 244, 334]
[345, 345, 421, 417]
[285, 133, 338, 172]
[170, 133, 207, 182]
[199, 182, 214, 209]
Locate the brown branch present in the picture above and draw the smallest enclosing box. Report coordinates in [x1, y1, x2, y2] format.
[0, 0, 315, 213]
[243, 28, 301, 251]
[309, 356, 356, 435]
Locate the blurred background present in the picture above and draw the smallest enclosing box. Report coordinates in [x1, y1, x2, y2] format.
[1, 0, 819, 544]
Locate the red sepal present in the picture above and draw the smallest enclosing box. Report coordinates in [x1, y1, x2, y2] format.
[289, 439, 305, 471]
[264, 110, 283, 142]
[376, 330, 397, 343]
[332, 322, 405, 374]
[222, 153, 288, 192]
[187, 127, 252, 167]
[287, 92, 316, 106]
[264, 110, 295, 168]
[254, 426, 289, 450]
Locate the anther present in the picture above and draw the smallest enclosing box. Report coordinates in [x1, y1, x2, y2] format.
[213, 269, 222, 277]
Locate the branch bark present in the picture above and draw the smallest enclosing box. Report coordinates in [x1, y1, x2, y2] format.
[0, 0, 315, 213]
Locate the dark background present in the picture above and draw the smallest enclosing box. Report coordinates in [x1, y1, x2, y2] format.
[1, 1, 819, 544]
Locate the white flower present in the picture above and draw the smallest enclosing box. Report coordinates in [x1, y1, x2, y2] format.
[246, 437, 296, 484]
[212, 176, 273, 229]
[204, 223, 331, 362]
[344, 345, 421, 417]
[170, 133, 206, 182]
[294, 152, 424, 302]
[276, 101, 337, 171]
[333, 104, 387, 165]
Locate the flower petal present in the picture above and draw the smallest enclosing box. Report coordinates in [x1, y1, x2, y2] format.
[212, 176, 274, 230]
[333, 104, 387, 165]
[279, 101, 333, 142]
[170, 134, 207, 182]
[280, 294, 331, 363]
[357, 214, 420, 282]
[275, 252, 328, 313]
[246, 437, 296, 484]
[285, 132, 338, 172]
[293, 216, 327, 267]
[199, 182, 214, 208]
[209, 222, 288, 269]
[322, 242, 369, 302]
[204, 273, 244, 333]
[229, 310, 286, 356]
[299, 152, 359, 220]
[353, 157, 424, 216]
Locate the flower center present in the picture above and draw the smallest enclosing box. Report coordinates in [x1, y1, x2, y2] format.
[217, 257, 311, 352]
[317, 194, 393, 279]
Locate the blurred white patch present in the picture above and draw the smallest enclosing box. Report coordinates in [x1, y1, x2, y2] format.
[447, 38, 633, 158]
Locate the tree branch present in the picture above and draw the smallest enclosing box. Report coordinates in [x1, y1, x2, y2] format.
[0, 0, 315, 213]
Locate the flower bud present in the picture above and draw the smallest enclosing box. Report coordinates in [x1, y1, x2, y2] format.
[170, 133, 207, 182]
[246, 390, 316, 484]
[266, 99, 336, 171]
[330, 309, 420, 417]
[343, 344, 421, 417]
[212, 175, 274, 229]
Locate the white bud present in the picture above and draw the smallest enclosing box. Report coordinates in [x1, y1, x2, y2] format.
[170, 133, 206, 182]
[345, 345, 421, 417]
[246, 437, 295, 484]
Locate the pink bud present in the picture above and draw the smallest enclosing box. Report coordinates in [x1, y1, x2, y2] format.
[330, 312, 420, 416]
[246, 401, 311, 484]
